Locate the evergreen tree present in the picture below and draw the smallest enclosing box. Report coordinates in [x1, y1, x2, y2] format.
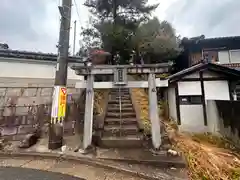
[80, 0, 180, 64]
[81, 0, 158, 64]
[84, 0, 158, 23]
[133, 17, 181, 63]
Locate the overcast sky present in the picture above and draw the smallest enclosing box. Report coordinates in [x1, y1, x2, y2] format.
[0, 0, 239, 53]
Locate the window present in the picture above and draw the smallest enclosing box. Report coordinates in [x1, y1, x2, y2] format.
[229, 50, 240, 63]
[218, 51, 230, 64]
[218, 49, 240, 64]
[179, 96, 203, 105]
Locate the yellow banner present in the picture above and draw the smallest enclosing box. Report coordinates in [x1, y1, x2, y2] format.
[58, 87, 67, 118]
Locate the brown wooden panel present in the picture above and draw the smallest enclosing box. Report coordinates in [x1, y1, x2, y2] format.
[190, 52, 202, 65]
[203, 50, 218, 63]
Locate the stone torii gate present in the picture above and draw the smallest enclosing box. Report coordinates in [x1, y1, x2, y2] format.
[72, 63, 171, 150]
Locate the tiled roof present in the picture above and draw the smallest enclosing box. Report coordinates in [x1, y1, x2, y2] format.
[0, 49, 83, 63]
[198, 36, 240, 42]
[186, 36, 240, 43]
[222, 63, 240, 67]
[168, 62, 240, 83]
[181, 35, 240, 52]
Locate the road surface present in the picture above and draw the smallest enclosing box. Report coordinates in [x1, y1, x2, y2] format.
[0, 157, 144, 180]
[0, 167, 85, 180]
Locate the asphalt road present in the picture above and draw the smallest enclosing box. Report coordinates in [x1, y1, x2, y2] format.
[0, 167, 85, 180]
[0, 157, 145, 180]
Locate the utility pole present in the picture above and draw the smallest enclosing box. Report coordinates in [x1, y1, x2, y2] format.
[73, 20, 77, 55]
[49, 0, 72, 150]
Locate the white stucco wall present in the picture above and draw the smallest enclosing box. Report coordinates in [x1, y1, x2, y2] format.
[0, 60, 83, 80]
[206, 100, 221, 134]
[178, 81, 202, 95]
[203, 70, 230, 101]
[169, 70, 231, 133]
[177, 81, 205, 132]
[204, 81, 230, 133]
[179, 105, 207, 133]
[204, 81, 230, 100]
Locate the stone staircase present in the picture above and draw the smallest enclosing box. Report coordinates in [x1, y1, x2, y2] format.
[100, 88, 143, 148]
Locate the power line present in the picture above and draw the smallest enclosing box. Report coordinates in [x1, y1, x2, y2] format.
[57, 0, 61, 28]
[73, 0, 82, 25]
[73, 0, 86, 49]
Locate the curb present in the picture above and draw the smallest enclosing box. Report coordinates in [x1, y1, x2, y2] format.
[0, 151, 186, 180]
[98, 157, 186, 168]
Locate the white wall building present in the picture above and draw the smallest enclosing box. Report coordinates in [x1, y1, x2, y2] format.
[167, 63, 240, 133]
[0, 57, 83, 81]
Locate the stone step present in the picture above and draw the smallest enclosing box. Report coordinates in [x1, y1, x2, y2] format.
[103, 124, 139, 136]
[109, 96, 131, 100]
[110, 104, 133, 108]
[107, 107, 134, 112]
[110, 90, 129, 94]
[100, 135, 143, 148]
[111, 89, 129, 92]
[109, 98, 131, 102]
[110, 93, 130, 97]
[114, 95, 131, 98]
[105, 118, 138, 126]
[106, 112, 136, 118]
[108, 100, 132, 104]
[102, 130, 141, 137]
[104, 124, 138, 130]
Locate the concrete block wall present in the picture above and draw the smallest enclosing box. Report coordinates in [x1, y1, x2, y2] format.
[0, 78, 82, 141]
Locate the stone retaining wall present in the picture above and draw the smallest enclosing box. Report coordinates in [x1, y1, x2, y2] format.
[0, 78, 82, 141]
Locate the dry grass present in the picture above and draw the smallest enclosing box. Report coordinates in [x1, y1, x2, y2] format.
[163, 119, 240, 180]
[123, 79, 240, 179]
[131, 88, 163, 135]
[131, 88, 151, 134]
[93, 89, 107, 115]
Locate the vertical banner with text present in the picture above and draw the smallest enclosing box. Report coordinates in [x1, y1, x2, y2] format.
[51, 86, 60, 118]
[51, 86, 67, 120]
[58, 87, 67, 118]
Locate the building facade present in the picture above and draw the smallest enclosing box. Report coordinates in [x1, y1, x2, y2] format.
[175, 36, 240, 100]
[180, 36, 240, 70]
[0, 57, 82, 80]
[0, 49, 84, 81]
[167, 63, 240, 133]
